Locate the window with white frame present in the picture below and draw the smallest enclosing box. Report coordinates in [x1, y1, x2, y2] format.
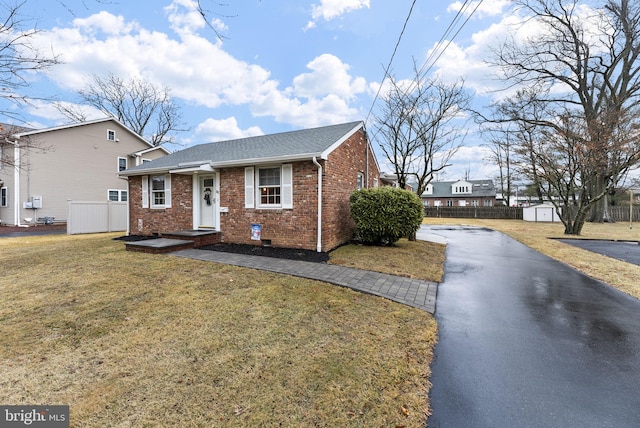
[107, 129, 116, 141]
[118, 157, 127, 172]
[446, 200, 454, 207]
[141, 175, 172, 209]
[108, 189, 128, 202]
[357, 172, 364, 189]
[259, 167, 281, 205]
[1, 187, 7, 207]
[245, 165, 292, 209]
[152, 175, 167, 207]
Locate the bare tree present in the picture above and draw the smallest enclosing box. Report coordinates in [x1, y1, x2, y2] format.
[487, 0, 640, 234]
[481, 121, 518, 206]
[60, 73, 187, 146]
[375, 67, 471, 196]
[0, 0, 59, 120]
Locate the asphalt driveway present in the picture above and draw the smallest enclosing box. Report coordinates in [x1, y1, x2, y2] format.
[426, 225, 640, 427]
[558, 238, 640, 266]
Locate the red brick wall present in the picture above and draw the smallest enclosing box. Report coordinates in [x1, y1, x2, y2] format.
[127, 127, 380, 252]
[322, 129, 380, 250]
[219, 163, 320, 250]
[128, 174, 193, 234]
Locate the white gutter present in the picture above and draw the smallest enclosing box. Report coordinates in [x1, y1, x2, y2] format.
[312, 156, 323, 252]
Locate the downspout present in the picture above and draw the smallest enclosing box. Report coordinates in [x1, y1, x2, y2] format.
[366, 137, 369, 188]
[363, 126, 370, 188]
[312, 156, 323, 252]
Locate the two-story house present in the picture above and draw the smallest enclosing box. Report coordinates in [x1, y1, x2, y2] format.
[0, 117, 168, 227]
[421, 179, 497, 207]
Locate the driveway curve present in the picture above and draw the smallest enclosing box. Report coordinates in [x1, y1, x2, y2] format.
[426, 225, 640, 428]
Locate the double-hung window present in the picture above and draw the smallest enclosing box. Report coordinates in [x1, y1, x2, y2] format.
[107, 129, 116, 141]
[259, 167, 281, 205]
[245, 165, 292, 209]
[141, 175, 172, 209]
[118, 157, 127, 172]
[152, 175, 166, 207]
[1, 187, 7, 207]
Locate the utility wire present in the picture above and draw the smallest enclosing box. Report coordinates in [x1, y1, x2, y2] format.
[364, 0, 419, 125]
[416, 0, 484, 83]
[365, 0, 485, 127]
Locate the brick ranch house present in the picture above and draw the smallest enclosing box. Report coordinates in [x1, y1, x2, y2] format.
[120, 121, 380, 252]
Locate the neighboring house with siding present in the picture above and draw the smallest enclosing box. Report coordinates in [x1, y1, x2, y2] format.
[120, 121, 379, 252]
[421, 179, 497, 207]
[0, 118, 168, 227]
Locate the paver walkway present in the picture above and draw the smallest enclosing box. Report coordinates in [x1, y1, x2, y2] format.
[172, 248, 437, 313]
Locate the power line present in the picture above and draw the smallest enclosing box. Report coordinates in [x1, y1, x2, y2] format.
[416, 0, 485, 82]
[364, 0, 419, 124]
[365, 0, 485, 127]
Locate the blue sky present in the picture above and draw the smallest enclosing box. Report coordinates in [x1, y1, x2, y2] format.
[4, 0, 521, 180]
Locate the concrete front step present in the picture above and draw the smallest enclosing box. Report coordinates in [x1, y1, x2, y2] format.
[125, 238, 194, 254]
[125, 230, 222, 253]
[161, 230, 221, 247]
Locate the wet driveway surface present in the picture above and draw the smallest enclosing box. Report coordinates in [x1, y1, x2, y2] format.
[558, 238, 640, 266]
[427, 226, 640, 427]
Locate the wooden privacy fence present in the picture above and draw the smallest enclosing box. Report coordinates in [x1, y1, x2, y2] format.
[424, 205, 639, 222]
[67, 201, 128, 235]
[606, 206, 640, 222]
[424, 206, 523, 219]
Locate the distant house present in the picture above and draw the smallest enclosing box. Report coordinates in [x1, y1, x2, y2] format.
[378, 172, 415, 191]
[120, 121, 380, 252]
[421, 179, 497, 207]
[0, 118, 168, 227]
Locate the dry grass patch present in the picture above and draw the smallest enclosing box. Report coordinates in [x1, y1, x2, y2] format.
[0, 233, 438, 427]
[424, 217, 640, 299]
[329, 239, 445, 283]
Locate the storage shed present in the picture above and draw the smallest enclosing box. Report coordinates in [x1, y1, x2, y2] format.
[523, 203, 562, 222]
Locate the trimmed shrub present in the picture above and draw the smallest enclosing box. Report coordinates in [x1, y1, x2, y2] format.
[350, 187, 423, 246]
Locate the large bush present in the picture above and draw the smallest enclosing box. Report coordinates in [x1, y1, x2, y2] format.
[350, 187, 423, 246]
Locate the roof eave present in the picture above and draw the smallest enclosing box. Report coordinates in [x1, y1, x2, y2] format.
[119, 153, 325, 177]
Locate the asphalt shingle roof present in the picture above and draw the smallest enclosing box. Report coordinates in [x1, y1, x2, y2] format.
[424, 180, 496, 198]
[123, 121, 364, 174]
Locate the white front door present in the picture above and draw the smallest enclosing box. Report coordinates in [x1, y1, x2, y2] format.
[199, 175, 216, 228]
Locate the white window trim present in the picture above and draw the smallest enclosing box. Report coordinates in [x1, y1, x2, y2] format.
[107, 129, 116, 141]
[1, 187, 7, 207]
[245, 164, 293, 210]
[117, 157, 127, 172]
[107, 189, 128, 202]
[150, 174, 172, 209]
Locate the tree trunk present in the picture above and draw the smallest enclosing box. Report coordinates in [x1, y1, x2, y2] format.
[589, 176, 614, 223]
[564, 206, 588, 235]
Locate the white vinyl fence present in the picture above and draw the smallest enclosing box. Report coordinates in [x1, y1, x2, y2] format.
[67, 201, 128, 235]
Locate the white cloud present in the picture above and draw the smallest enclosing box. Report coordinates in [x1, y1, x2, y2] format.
[195, 117, 263, 142]
[439, 145, 499, 181]
[29, 7, 366, 132]
[306, 0, 370, 29]
[292, 54, 367, 100]
[447, 0, 511, 19]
